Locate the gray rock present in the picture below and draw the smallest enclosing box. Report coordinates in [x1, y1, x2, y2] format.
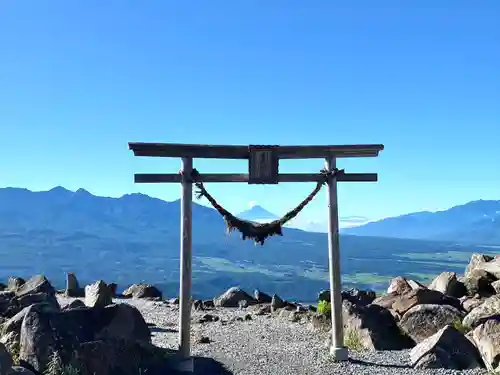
[373, 288, 450, 316]
[400, 304, 464, 343]
[270, 294, 286, 312]
[341, 300, 414, 351]
[84, 280, 112, 308]
[213, 287, 256, 308]
[471, 317, 500, 372]
[0, 342, 13, 375]
[476, 257, 500, 279]
[15, 275, 54, 298]
[493, 280, 500, 294]
[463, 269, 496, 297]
[61, 299, 86, 311]
[410, 325, 482, 370]
[465, 253, 494, 278]
[461, 297, 485, 313]
[7, 278, 25, 293]
[387, 276, 412, 295]
[254, 289, 272, 304]
[123, 283, 162, 299]
[428, 272, 466, 298]
[64, 272, 84, 297]
[463, 295, 500, 329]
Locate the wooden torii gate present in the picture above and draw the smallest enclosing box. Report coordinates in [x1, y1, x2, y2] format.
[128, 142, 384, 369]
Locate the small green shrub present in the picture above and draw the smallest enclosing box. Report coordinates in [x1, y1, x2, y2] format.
[451, 318, 470, 334]
[317, 300, 331, 316]
[43, 351, 81, 375]
[344, 328, 365, 352]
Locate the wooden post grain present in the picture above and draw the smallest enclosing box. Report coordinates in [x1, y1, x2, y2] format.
[325, 157, 348, 361]
[179, 157, 193, 364]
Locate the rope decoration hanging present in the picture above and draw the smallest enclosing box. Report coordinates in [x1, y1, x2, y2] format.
[183, 168, 344, 245]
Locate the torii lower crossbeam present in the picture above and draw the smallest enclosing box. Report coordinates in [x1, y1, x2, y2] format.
[128, 142, 384, 370]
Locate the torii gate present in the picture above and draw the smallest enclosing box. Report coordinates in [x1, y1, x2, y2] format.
[128, 142, 384, 370]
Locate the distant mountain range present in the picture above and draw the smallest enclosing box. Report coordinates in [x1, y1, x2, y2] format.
[0, 186, 497, 302]
[344, 200, 500, 245]
[237, 205, 280, 222]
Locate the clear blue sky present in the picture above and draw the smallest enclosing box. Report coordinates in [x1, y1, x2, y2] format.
[1, 0, 499, 222]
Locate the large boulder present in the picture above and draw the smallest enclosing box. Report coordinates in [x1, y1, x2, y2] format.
[338, 300, 414, 351]
[5, 293, 60, 318]
[253, 289, 272, 304]
[470, 317, 500, 372]
[465, 253, 494, 277]
[463, 295, 500, 329]
[0, 342, 13, 375]
[428, 272, 466, 298]
[492, 280, 500, 295]
[399, 304, 464, 343]
[319, 288, 376, 306]
[476, 257, 500, 279]
[213, 287, 256, 308]
[71, 339, 175, 375]
[65, 272, 84, 298]
[462, 269, 496, 297]
[122, 284, 162, 300]
[85, 280, 112, 308]
[7, 278, 25, 293]
[15, 275, 54, 298]
[19, 303, 151, 372]
[372, 288, 454, 316]
[270, 294, 286, 312]
[387, 276, 412, 295]
[410, 325, 483, 370]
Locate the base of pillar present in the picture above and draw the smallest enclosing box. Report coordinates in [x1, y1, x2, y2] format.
[172, 357, 194, 372]
[329, 346, 349, 361]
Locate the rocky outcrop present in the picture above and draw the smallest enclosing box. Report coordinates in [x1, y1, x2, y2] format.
[428, 272, 466, 298]
[123, 283, 162, 300]
[410, 325, 483, 370]
[470, 317, 500, 372]
[65, 272, 84, 298]
[213, 287, 257, 308]
[463, 295, 500, 329]
[399, 304, 464, 343]
[84, 280, 112, 308]
[254, 289, 272, 304]
[462, 269, 496, 297]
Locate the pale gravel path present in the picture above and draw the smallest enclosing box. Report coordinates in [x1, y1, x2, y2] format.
[58, 297, 489, 375]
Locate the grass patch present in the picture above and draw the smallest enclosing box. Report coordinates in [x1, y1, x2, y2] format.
[451, 318, 470, 334]
[317, 300, 331, 316]
[344, 328, 365, 352]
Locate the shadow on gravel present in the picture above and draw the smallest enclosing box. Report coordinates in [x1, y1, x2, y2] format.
[349, 359, 411, 369]
[192, 356, 233, 375]
[150, 326, 178, 333]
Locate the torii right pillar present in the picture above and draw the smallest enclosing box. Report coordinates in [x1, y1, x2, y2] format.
[325, 157, 349, 360]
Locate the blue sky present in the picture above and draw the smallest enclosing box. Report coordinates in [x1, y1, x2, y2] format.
[1, 0, 499, 224]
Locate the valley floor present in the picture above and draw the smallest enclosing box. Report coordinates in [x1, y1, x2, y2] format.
[58, 296, 488, 375]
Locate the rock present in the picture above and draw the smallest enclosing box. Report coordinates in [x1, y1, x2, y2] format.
[202, 300, 215, 309]
[254, 289, 272, 304]
[3, 304, 57, 338]
[254, 304, 271, 315]
[65, 272, 84, 297]
[463, 295, 500, 329]
[308, 305, 317, 312]
[213, 287, 256, 308]
[72, 339, 175, 375]
[465, 253, 494, 277]
[61, 299, 86, 310]
[428, 272, 467, 298]
[476, 257, 500, 279]
[400, 304, 464, 343]
[408, 279, 426, 290]
[341, 300, 414, 351]
[84, 280, 112, 308]
[192, 300, 203, 311]
[270, 294, 286, 312]
[19, 303, 151, 372]
[319, 288, 376, 306]
[410, 325, 482, 370]
[198, 314, 219, 323]
[238, 300, 249, 309]
[196, 336, 210, 344]
[15, 275, 54, 298]
[123, 283, 162, 300]
[463, 269, 496, 297]
[7, 367, 36, 374]
[471, 317, 500, 372]
[0, 331, 19, 356]
[341, 288, 376, 306]
[107, 283, 118, 297]
[462, 297, 485, 313]
[5, 293, 60, 318]
[387, 276, 412, 295]
[0, 343, 13, 375]
[493, 280, 500, 294]
[168, 297, 179, 305]
[373, 288, 450, 316]
[7, 278, 25, 292]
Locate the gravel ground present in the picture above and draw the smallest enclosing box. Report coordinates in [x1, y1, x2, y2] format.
[58, 297, 489, 375]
